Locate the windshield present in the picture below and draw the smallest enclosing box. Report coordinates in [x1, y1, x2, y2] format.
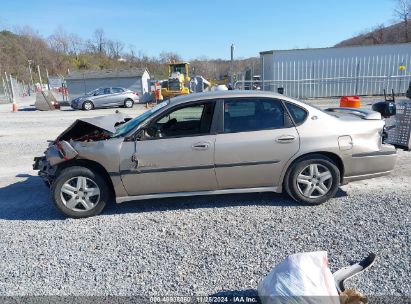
[85, 89, 98, 96]
[171, 64, 186, 74]
[113, 101, 169, 137]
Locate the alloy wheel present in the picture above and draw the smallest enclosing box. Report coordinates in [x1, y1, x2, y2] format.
[84, 102, 92, 110]
[60, 176, 100, 212]
[125, 100, 133, 108]
[296, 163, 333, 199]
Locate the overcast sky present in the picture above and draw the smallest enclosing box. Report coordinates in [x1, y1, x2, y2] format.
[0, 0, 397, 60]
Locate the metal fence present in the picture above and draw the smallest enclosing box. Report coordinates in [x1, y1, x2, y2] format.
[1, 76, 28, 102]
[257, 45, 411, 98]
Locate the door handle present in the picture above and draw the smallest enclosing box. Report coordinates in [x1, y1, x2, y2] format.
[192, 142, 211, 150]
[276, 135, 296, 143]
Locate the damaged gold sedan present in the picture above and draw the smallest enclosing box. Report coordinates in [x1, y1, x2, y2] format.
[34, 91, 398, 218]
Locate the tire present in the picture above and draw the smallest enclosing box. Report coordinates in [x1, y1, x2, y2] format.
[51, 166, 109, 218]
[82, 101, 94, 111]
[284, 155, 340, 205]
[124, 98, 134, 108]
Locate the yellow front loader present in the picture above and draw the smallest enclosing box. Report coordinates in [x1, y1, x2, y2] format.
[161, 62, 191, 99]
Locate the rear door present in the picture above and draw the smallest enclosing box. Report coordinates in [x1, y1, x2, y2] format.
[111, 87, 126, 105]
[214, 97, 300, 189]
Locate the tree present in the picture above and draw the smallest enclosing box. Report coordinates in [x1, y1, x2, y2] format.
[367, 24, 386, 44]
[67, 33, 83, 56]
[48, 26, 70, 54]
[159, 51, 181, 63]
[394, 0, 411, 42]
[106, 39, 124, 59]
[88, 28, 105, 54]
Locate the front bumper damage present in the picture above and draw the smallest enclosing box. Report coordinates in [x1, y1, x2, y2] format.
[33, 140, 78, 186]
[32, 112, 131, 185]
[33, 155, 56, 186]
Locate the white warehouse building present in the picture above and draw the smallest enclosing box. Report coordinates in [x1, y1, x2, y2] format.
[260, 43, 411, 98]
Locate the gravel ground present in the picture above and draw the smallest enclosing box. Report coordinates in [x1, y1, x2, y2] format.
[0, 95, 409, 299]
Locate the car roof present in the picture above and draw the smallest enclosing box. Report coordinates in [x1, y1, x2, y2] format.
[168, 90, 301, 106]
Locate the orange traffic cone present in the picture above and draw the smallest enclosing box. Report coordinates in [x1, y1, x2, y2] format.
[12, 102, 17, 112]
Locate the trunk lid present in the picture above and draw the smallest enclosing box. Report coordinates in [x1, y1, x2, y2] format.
[325, 108, 382, 120]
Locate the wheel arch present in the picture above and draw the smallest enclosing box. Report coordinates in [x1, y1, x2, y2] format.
[282, 151, 345, 187]
[55, 159, 115, 198]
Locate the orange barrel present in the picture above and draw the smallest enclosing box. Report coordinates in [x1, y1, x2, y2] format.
[340, 96, 361, 108]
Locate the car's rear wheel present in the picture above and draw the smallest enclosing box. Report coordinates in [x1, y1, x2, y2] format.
[124, 98, 134, 108]
[284, 155, 340, 205]
[82, 101, 94, 111]
[51, 166, 109, 218]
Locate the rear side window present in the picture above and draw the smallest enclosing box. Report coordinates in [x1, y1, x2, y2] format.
[223, 98, 285, 133]
[285, 102, 308, 125]
[112, 88, 124, 93]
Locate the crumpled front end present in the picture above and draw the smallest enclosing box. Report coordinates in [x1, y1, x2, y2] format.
[33, 112, 131, 186]
[33, 140, 82, 186]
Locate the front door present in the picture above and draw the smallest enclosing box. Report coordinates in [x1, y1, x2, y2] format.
[215, 97, 300, 189]
[119, 100, 218, 196]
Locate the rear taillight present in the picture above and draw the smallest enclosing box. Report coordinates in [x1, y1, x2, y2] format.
[133, 92, 139, 96]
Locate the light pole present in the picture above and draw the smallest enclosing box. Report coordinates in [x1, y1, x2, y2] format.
[28, 60, 34, 95]
[230, 43, 235, 89]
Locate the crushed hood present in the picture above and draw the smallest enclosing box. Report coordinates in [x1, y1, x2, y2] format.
[57, 112, 132, 142]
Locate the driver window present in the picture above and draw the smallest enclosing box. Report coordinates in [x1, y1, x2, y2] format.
[146, 102, 215, 138]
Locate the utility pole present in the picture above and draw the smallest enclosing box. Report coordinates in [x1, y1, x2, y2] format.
[46, 69, 50, 91]
[28, 60, 34, 95]
[4, 72, 11, 103]
[37, 65, 43, 91]
[230, 43, 235, 88]
[9, 74, 17, 112]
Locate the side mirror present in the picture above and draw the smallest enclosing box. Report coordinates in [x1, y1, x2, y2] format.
[129, 129, 145, 141]
[94, 92, 99, 96]
[372, 101, 396, 118]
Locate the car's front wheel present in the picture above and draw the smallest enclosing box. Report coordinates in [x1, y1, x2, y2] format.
[51, 166, 109, 218]
[284, 155, 340, 205]
[82, 101, 94, 111]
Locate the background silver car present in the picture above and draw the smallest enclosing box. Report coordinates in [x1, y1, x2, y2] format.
[70, 87, 140, 110]
[34, 91, 397, 218]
